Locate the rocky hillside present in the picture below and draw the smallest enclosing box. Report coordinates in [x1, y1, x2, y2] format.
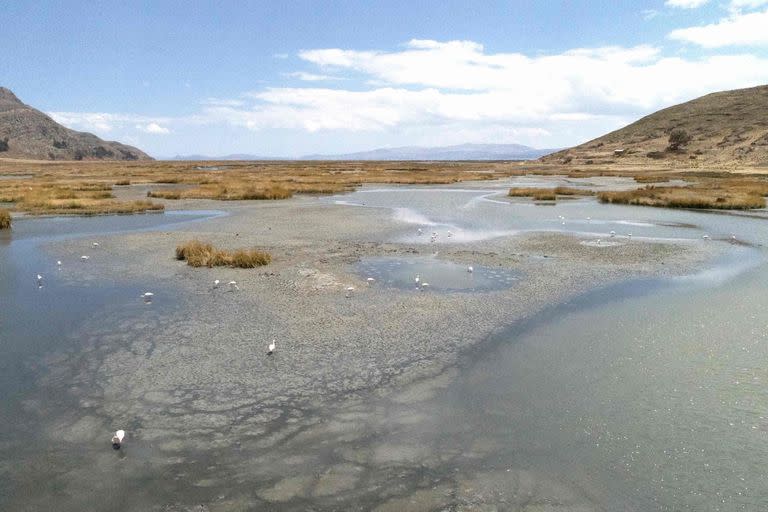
[0, 87, 151, 161]
[544, 85, 768, 168]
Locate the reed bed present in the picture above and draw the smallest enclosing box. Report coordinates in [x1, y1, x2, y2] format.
[598, 185, 766, 210]
[508, 186, 594, 201]
[175, 240, 271, 268]
[0, 209, 10, 229]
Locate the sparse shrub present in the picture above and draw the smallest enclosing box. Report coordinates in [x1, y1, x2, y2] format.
[646, 151, 666, 159]
[0, 209, 11, 229]
[668, 129, 692, 151]
[175, 240, 271, 268]
[0, 138, 8, 152]
[115, 180, 130, 186]
[53, 140, 68, 149]
[91, 146, 114, 158]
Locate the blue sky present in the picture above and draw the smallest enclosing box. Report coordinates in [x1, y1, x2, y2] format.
[3, 0, 768, 157]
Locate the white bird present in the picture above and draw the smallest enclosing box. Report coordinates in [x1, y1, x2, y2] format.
[111, 429, 125, 449]
[267, 339, 276, 355]
[702, 234, 710, 240]
[92, 242, 99, 247]
[420, 282, 430, 290]
[366, 277, 375, 284]
[142, 292, 154, 303]
[213, 279, 220, 289]
[229, 280, 239, 291]
[609, 231, 616, 238]
[37, 274, 43, 281]
[596, 239, 601, 245]
[467, 266, 474, 273]
[627, 233, 632, 240]
[57, 260, 62, 267]
[414, 274, 420, 284]
[587, 216, 591, 221]
[81, 255, 89, 261]
[447, 230, 453, 238]
[417, 228, 423, 235]
[345, 285, 355, 297]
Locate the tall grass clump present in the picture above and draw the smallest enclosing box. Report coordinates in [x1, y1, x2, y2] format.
[0, 209, 11, 229]
[598, 186, 765, 210]
[508, 186, 594, 201]
[175, 240, 271, 268]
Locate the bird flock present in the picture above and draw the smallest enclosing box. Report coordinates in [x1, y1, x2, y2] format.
[39, 216, 730, 451]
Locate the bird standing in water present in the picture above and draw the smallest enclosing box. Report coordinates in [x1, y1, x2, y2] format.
[111, 430, 125, 449]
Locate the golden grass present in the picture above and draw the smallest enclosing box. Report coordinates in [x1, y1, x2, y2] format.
[149, 183, 293, 200]
[634, 175, 671, 183]
[175, 240, 271, 268]
[508, 186, 594, 200]
[0, 209, 10, 229]
[598, 185, 766, 209]
[2, 158, 768, 214]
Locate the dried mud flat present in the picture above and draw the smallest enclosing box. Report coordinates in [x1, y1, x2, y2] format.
[7, 196, 721, 511]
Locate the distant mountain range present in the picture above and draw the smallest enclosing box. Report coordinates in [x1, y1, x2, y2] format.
[0, 87, 151, 161]
[171, 143, 556, 161]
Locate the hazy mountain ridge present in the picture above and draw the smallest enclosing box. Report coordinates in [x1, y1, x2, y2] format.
[172, 143, 556, 161]
[0, 87, 152, 161]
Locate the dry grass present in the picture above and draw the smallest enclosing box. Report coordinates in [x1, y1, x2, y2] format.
[2, 158, 768, 215]
[0, 209, 10, 229]
[634, 175, 671, 183]
[175, 240, 271, 268]
[508, 186, 594, 200]
[598, 184, 766, 209]
[149, 183, 293, 200]
[0, 159, 522, 216]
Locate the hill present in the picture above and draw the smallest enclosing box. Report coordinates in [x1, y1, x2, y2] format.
[0, 87, 151, 161]
[544, 85, 768, 168]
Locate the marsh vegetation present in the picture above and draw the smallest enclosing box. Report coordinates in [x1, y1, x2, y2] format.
[175, 240, 272, 268]
[0, 208, 10, 229]
[508, 186, 595, 201]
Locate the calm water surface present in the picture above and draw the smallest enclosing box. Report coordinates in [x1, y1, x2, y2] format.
[2, 178, 768, 510]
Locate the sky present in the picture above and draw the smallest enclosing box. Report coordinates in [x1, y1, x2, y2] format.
[2, 0, 768, 158]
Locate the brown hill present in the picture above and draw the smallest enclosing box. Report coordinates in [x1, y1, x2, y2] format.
[544, 85, 768, 169]
[0, 87, 152, 161]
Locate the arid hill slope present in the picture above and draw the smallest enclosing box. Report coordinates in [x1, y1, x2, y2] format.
[0, 87, 151, 161]
[544, 85, 768, 169]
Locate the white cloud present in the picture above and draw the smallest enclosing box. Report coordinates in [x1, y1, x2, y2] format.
[48, 39, 768, 151]
[665, 0, 709, 8]
[48, 112, 173, 135]
[669, 9, 768, 46]
[642, 9, 660, 20]
[137, 122, 170, 134]
[729, 0, 768, 12]
[285, 71, 341, 81]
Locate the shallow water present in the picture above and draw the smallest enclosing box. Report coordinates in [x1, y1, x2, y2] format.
[356, 255, 519, 292]
[0, 211, 220, 444]
[324, 176, 768, 247]
[3, 179, 768, 510]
